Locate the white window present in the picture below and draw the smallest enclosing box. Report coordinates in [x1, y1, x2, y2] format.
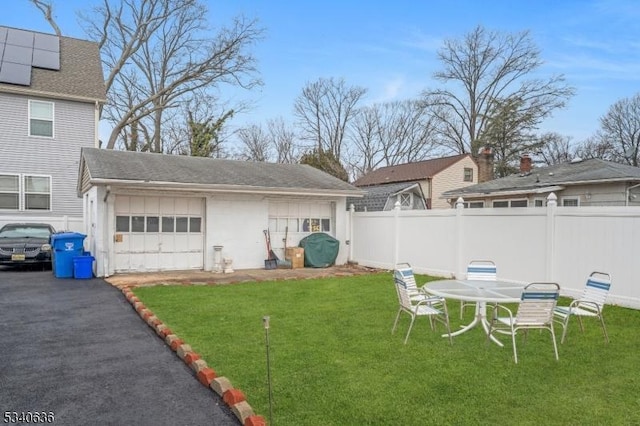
[534, 198, 546, 207]
[492, 199, 528, 208]
[0, 174, 50, 211]
[562, 197, 579, 207]
[115, 215, 201, 233]
[23, 175, 51, 210]
[464, 168, 474, 182]
[29, 100, 54, 137]
[0, 174, 20, 210]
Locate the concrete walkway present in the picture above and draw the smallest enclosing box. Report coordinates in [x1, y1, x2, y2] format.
[0, 269, 239, 425]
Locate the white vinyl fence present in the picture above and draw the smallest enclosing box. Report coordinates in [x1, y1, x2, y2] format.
[0, 215, 83, 233]
[347, 194, 640, 309]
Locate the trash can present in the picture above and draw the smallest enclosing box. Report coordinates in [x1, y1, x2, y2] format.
[51, 232, 86, 278]
[73, 253, 95, 279]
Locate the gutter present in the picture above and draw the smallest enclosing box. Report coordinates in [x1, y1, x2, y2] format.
[87, 178, 367, 198]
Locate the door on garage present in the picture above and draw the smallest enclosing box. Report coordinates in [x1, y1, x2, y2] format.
[268, 200, 334, 259]
[114, 195, 204, 272]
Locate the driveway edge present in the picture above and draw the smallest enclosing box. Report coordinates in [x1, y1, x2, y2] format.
[120, 285, 267, 426]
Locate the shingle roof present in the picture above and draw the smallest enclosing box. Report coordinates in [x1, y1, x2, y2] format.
[0, 26, 106, 103]
[346, 181, 423, 211]
[442, 158, 640, 198]
[79, 148, 364, 196]
[353, 154, 472, 187]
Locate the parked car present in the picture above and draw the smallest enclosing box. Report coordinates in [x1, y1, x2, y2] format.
[0, 223, 56, 268]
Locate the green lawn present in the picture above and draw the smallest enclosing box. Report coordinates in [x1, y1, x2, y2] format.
[134, 273, 640, 425]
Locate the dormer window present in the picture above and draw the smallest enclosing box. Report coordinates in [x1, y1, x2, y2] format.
[399, 192, 413, 208]
[29, 100, 54, 138]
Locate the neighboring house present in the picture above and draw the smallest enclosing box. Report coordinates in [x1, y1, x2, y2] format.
[0, 26, 105, 230]
[442, 155, 640, 208]
[346, 181, 427, 212]
[77, 148, 365, 277]
[352, 154, 481, 210]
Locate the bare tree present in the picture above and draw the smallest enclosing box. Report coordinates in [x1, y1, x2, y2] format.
[422, 25, 574, 158]
[294, 77, 367, 159]
[78, 0, 263, 151]
[349, 100, 440, 179]
[593, 93, 640, 166]
[267, 117, 300, 163]
[29, 0, 62, 36]
[535, 132, 575, 165]
[237, 124, 271, 161]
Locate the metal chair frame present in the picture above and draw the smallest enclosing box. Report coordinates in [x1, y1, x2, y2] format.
[487, 282, 560, 364]
[392, 265, 452, 345]
[461, 260, 497, 319]
[553, 271, 611, 344]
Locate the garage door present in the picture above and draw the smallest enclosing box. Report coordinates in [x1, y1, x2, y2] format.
[267, 200, 333, 257]
[114, 196, 204, 272]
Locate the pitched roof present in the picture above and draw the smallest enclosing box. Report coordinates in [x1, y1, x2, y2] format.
[353, 154, 472, 186]
[346, 181, 424, 211]
[442, 158, 640, 199]
[79, 148, 365, 197]
[0, 26, 106, 103]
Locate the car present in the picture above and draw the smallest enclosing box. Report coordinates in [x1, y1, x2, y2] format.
[0, 223, 56, 268]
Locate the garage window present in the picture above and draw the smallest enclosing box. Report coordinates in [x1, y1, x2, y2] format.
[116, 215, 201, 233]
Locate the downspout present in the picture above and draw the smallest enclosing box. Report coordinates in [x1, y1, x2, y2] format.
[626, 183, 640, 206]
[102, 185, 111, 277]
[94, 101, 100, 147]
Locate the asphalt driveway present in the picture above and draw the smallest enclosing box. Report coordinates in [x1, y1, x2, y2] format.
[0, 269, 239, 425]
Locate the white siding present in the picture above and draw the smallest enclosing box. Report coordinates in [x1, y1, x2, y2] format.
[0, 92, 96, 220]
[431, 156, 478, 209]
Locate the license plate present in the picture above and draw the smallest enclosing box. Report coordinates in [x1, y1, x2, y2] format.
[11, 254, 26, 261]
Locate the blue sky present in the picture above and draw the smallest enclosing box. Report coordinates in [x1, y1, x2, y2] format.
[3, 0, 640, 144]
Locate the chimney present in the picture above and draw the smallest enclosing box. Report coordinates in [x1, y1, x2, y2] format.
[477, 147, 494, 183]
[520, 154, 532, 174]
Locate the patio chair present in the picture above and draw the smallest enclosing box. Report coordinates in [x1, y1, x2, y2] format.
[392, 268, 452, 345]
[394, 263, 431, 302]
[460, 260, 497, 319]
[553, 271, 611, 344]
[487, 282, 560, 364]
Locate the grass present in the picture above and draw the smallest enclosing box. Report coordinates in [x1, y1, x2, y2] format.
[134, 273, 640, 425]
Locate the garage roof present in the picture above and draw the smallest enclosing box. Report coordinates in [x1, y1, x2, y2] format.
[79, 148, 365, 197]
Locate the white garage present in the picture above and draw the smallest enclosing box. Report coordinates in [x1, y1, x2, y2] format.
[77, 148, 364, 277]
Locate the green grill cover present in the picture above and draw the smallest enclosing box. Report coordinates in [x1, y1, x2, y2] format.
[299, 233, 339, 268]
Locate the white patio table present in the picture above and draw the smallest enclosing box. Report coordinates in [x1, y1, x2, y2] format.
[422, 279, 526, 346]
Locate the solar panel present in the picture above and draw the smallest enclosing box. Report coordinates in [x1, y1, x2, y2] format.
[0, 26, 60, 86]
[0, 61, 31, 86]
[6, 28, 34, 48]
[32, 48, 59, 70]
[34, 33, 59, 52]
[3, 44, 32, 65]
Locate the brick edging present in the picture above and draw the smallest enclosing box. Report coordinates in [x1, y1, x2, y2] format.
[120, 286, 267, 426]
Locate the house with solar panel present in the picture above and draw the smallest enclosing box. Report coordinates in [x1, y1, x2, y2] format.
[0, 26, 106, 231]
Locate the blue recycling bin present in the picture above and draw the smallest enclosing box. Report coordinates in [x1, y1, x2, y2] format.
[73, 254, 95, 279]
[51, 232, 86, 278]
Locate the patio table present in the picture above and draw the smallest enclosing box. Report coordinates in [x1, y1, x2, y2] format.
[422, 279, 525, 346]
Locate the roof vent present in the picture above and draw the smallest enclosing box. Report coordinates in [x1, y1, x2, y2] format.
[570, 157, 583, 163]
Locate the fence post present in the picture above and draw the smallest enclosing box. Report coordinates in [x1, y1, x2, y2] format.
[455, 197, 465, 278]
[348, 203, 355, 262]
[545, 193, 558, 281]
[394, 201, 401, 266]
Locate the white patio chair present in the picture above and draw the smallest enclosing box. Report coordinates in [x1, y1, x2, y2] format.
[553, 271, 611, 344]
[394, 263, 430, 302]
[392, 268, 452, 345]
[460, 260, 497, 319]
[487, 282, 560, 364]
